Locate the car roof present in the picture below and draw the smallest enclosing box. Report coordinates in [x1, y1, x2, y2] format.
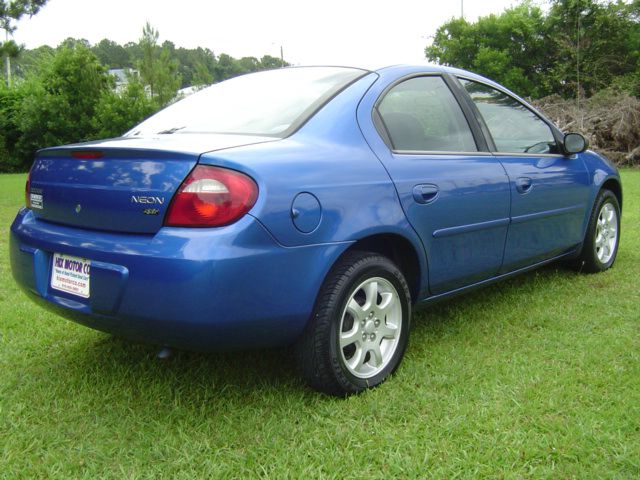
[358, 63, 530, 108]
[372, 63, 497, 84]
[291, 63, 498, 88]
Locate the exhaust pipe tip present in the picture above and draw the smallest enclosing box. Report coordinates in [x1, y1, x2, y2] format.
[157, 347, 172, 359]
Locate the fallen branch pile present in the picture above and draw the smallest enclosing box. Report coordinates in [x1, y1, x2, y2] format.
[533, 92, 640, 166]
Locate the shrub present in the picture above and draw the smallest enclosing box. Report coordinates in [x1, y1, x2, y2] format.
[0, 45, 160, 172]
[94, 78, 159, 139]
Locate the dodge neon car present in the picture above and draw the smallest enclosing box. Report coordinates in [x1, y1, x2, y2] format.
[10, 65, 621, 396]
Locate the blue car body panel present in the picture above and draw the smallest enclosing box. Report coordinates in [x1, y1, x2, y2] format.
[30, 149, 197, 233]
[496, 153, 591, 272]
[376, 152, 511, 295]
[9, 64, 622, 351]
[30, 134, 277, 233]
[11, 208, 347, 350]
[581, 150, 623, 214]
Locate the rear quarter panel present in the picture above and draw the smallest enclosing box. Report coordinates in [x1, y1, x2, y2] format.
[197, 71, 430, 298]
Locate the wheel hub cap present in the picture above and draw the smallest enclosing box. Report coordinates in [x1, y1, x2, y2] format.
[364, 319, 376, 334]
[595, 202, 618, 264]
[338, 277, 402, 379]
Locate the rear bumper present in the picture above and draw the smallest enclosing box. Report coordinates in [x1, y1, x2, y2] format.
[10, 208, 345, 351]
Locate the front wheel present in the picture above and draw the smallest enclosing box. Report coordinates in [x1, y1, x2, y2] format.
[296, 251, 411, 396]
[577, 189, 621, 273]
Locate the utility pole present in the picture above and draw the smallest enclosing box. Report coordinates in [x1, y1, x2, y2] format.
[4, 29, 10, 87]
[577, 1, 582, 130]
[461, 0, 464, 19]
[280, 45, 284, 67]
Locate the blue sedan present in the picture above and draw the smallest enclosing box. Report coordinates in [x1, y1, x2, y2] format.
[10, 65, 622, 396]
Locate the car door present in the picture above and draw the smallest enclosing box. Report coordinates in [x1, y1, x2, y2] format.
[458, 78, 592, 272]
[371, 75, 511, 295]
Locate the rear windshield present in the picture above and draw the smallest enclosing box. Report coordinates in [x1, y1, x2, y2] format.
[126, 67, 367, 137]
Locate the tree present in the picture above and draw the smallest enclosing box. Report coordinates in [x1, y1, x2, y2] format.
[0, 42, 166, 171]
[0, 0, 48, 86]
[174, 46, 216, 87]
[123, 41, 142, 65]
[191, 60, 213, 87]
[12, 44, 111, 168]
[0, 37, 20, 79]
[10, 43, 51, 76]
[259, 54, 289, 70]
[92, 38, 131, 69]
[426, 2, 551, 97]
[237, 56, 259, 74]
[425, 0, 640, 99]
[137, 22, 181, 106]
[213, 53, 243, 81]
[94, 77, 158, 139]
[544, 0, 639, 98]
[0, 78, 31, 170]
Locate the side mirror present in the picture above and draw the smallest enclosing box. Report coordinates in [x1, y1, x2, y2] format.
[563, 133, 588, 154]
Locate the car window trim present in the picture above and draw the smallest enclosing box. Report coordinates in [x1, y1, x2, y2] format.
[454, 75, 567, 155]
[372, 108, 393, 148]
[372, 72, 490, 156]
[393, 150, 494, 156]
[441, 73, 489, 151]
[448, 76, 497, 152]
[492, 152, 566, 158]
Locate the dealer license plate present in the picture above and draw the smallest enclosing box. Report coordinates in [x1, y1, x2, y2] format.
[50, 253, 91, 298]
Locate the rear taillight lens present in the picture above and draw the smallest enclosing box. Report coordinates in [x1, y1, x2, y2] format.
[164, 165, 258, 227]
[25, 166, 32, 208]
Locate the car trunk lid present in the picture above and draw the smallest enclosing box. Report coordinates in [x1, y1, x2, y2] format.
[28, 134, 275, 234]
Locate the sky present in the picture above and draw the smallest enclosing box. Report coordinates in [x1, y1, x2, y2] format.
[12, 0, 518, 67]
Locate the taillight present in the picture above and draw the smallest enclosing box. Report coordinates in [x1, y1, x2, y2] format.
[164, 165, 258, 227]
[25, 166, 32, 208]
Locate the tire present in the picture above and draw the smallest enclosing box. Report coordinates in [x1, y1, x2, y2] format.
[577, 189, 621, 273]
[296, 251, 411, 396]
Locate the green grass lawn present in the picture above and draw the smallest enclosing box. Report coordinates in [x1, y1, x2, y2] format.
[1, 171, 639, 479]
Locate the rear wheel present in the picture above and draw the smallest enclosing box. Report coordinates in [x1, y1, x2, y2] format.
[577, 189, 620, 273]
[296, 251, 411, 396]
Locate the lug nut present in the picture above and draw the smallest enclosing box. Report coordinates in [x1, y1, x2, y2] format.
[374, 320, 380, 327]
[370, 334, 376, 341]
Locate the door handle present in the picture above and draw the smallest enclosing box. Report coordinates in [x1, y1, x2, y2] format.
[412, 184, 439, 204]
[516, 177, 533, 194]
